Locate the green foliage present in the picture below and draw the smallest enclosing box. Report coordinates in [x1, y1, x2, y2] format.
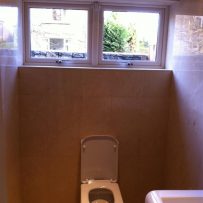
[126, 25, 137, 52]
[139, 39, 149, 54]
[103, 20, 129, 52]
[0, 41, 16, 49]
[103, 13, 150, 55]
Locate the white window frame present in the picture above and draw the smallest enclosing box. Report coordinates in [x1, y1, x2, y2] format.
[23, 2, 93, 66]
[97, 5, 168, 68]
[23, 1, 169, 69]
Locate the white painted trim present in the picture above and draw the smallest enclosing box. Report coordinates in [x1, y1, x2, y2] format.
[23, 1, 170, 69]
[23, 2, 92, 65]
[23, 0, 179, 6]
[97, 5, 168, 68]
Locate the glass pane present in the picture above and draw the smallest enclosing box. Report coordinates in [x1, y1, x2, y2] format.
[174, 15, 203, 56]
[0, 7, 18, 50]
[103, 11, 159, 62]
[30, 8, 88, 59]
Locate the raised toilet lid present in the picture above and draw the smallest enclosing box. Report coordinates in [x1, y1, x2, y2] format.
[81, 135, 118, 183]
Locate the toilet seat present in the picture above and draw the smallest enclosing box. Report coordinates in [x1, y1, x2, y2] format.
[81, 180, 123, 203]
[81, 135, 118, 183]
[80, 136, 124, 203]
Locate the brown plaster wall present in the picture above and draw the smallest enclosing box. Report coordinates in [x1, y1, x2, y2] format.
[19, 67, 171, 203]
[0, 66, 20, 203]
[165, 0, 203, 188]
[2, 0, 203, 202]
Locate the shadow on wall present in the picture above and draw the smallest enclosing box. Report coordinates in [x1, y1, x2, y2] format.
[0, 5, 21, 203]
[165, 12, 203, 188]
[165, 71, 203, 188]
[19, 67, 171, 203]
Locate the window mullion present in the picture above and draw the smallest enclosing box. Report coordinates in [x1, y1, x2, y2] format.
[91, 2, 100, 66]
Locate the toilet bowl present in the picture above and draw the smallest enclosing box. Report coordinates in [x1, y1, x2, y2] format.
[80, 135, 124, 203]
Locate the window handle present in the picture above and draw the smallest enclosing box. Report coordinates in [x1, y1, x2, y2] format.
[56, 60, 63, 64]
[127, 62, 134, 66]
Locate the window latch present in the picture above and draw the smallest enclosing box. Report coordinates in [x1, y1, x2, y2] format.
[127, 62, 134, 66]
[56, 60, 63, 64]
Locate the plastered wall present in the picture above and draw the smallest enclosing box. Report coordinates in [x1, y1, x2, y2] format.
[0, 69, 7, 203]
[1, 0, 203, 202]
[0, 66, 20, 203]
[19, 67, 171, 203]
[0, 3, 21, 202]
[165, 0, 203, 188]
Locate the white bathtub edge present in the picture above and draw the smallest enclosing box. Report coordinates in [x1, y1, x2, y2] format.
[145, 190, 203, 203]
[145, 191, 163, 203]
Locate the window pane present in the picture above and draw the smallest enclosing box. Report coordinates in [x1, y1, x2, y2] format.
[174, 15, 203, 56]
[103, 11, 159, 62]
[30, 8, 88, 59]
[0, 7, 18, 49]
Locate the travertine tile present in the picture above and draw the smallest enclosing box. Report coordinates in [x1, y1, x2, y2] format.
[80, 96, 112, 136]
[19, 68, 171, 203]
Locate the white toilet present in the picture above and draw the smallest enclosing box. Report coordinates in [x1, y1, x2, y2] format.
[80, 135, 124, 203]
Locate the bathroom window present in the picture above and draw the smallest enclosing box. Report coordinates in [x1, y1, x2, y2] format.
[0, 7, 18, 52]
[24, 2, 168, 68]
[100, 6, 165, 67]
[173, 15, 203, 56]
[24, 3, 90, 65]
